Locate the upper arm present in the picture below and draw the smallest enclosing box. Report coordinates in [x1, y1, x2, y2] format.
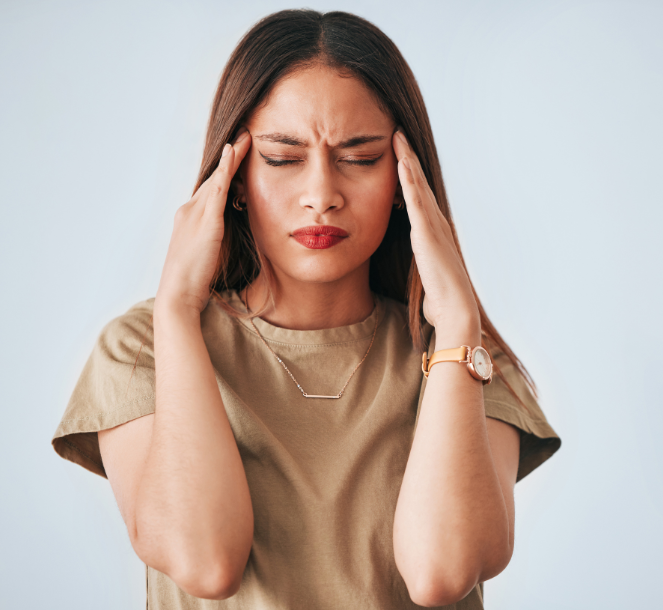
[485, 416, 520, 556]
[98, 413, 155, 544]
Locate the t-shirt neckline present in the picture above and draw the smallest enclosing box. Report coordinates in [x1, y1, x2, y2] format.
[220, 289, 386, 346]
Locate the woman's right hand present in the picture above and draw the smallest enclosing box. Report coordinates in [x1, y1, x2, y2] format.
[156, 129, 252, 315]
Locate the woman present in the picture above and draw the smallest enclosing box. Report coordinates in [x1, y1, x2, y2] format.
[52, 9, 561, 609]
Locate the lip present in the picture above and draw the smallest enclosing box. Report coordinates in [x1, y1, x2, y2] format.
[292, 225, 349, 237]
[291, 225, 349, 249]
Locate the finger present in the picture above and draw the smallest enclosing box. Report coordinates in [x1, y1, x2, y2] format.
[393, 132, 450, 238]
[201, 143, 237, 219]
[392, 133, 430, 223]
[189, 144, 230, 209]
[393, 131, 430, 202]
[230, 128, 252, 174]
[392, 129, 410, 163]
[397, 155, 433, 232]
[401, 153, 456, 254]
[393, 131, 434, 193]
[206, 130, 252, 204]
[394, 131, 439, 212]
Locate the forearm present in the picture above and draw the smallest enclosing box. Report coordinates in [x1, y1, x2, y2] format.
[134, 301, 253, 594]
[393, 322, 510, 605]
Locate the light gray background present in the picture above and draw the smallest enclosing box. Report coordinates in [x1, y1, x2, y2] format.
[1, 0, 661, 608]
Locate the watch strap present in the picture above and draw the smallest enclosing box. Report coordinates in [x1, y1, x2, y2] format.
[422, 346, 469, 378]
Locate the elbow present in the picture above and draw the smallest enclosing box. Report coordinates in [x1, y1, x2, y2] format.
[399, 543, 514, 607]
[404, 567, 480, 607]
[130, 531, 246, 601]
[171, 559, 244, 600]
[139, 544, 244, 600]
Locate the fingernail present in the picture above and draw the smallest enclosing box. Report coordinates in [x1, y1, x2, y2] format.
[401, 157, 410, 170]
[397, 131, 408, 145]
[222, 143, 231, 157]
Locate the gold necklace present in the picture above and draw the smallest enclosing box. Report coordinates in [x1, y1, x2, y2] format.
[245, 297, 379, 399]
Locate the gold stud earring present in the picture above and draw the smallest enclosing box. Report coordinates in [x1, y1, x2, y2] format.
[393, 194, 405, 210]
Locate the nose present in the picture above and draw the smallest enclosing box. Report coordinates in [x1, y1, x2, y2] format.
[298, 154, 344, 214]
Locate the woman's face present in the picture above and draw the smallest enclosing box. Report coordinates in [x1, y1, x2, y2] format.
[239, 64, 398, 287]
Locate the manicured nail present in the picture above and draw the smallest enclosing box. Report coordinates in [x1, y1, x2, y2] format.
[401, 157, 411, 170]
[222, 143, 231, 157]
[397, 131, 408, 145]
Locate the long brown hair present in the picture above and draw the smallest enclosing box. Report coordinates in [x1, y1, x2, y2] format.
[187, 9, 538, 401]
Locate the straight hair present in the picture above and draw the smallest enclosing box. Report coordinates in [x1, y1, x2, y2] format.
[191, 9, 537, 403]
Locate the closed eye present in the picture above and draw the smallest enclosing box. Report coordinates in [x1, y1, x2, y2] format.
[343, 155, 383, 166]
[259, 152, 383, 167]
[259, 152, 301, 167]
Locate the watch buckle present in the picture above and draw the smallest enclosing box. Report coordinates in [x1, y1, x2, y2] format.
[459, 345, 472, 364]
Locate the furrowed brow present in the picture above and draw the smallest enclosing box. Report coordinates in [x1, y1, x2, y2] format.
[254, 133, 307, 147]
[336, 135, 386, 149]
[254, 133, 386, 148]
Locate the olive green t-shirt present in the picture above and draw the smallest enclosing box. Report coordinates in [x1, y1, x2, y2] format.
[52, 289, 561, 609]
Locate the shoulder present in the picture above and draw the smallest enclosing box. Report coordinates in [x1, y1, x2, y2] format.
[95, 298, 156, 361]
[99, 298, 154, 341]
[52, 297, 158, 478]
[480, 335, 563, 481]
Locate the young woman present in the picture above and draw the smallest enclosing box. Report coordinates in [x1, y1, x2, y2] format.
[52, 9, 561, 609]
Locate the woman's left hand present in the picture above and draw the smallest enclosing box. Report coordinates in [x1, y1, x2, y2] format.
[392, 130, 480, 338]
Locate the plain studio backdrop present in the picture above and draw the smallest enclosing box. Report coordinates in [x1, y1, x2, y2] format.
[1, 0, 661, 608]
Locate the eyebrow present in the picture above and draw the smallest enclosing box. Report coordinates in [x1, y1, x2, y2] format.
[254, 133, 386, 149]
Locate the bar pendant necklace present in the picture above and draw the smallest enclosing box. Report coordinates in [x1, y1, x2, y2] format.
[247, 300, 379, 399]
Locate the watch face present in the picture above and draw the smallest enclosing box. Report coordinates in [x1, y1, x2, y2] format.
[472, 347, 492, 379]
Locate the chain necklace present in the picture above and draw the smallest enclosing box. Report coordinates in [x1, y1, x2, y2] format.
[245, 297, 379, 399]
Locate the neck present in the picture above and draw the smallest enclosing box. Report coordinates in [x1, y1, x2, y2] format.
[241, 262, 375, 331]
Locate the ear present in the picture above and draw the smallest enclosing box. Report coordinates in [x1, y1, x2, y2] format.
[230, 176, 245, 202]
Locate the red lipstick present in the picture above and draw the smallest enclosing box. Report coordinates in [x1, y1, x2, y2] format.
[291, 225, 349, 249]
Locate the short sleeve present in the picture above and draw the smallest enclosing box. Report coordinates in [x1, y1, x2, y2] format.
[417, 328, 562, 483]
[51, 299, 157, 478]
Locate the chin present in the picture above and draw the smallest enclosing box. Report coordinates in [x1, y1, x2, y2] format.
[276, 257, 364, 285]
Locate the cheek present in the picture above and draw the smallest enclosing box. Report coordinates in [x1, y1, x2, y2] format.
[351, 165, 399, 235]
[363, 165, 399, 207]
[242, 158, 293, 238]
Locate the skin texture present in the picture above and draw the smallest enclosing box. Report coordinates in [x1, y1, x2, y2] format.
[236, 65, 398, 329]
[98, 64, 520, 605]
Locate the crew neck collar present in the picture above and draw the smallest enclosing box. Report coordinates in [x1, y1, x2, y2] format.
[217, 289, 386, 346]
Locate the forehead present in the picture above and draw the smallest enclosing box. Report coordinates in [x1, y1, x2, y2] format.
[247, 65, 393, 142]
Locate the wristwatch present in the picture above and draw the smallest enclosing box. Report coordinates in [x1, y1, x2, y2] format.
[422, 345, 493, 384]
